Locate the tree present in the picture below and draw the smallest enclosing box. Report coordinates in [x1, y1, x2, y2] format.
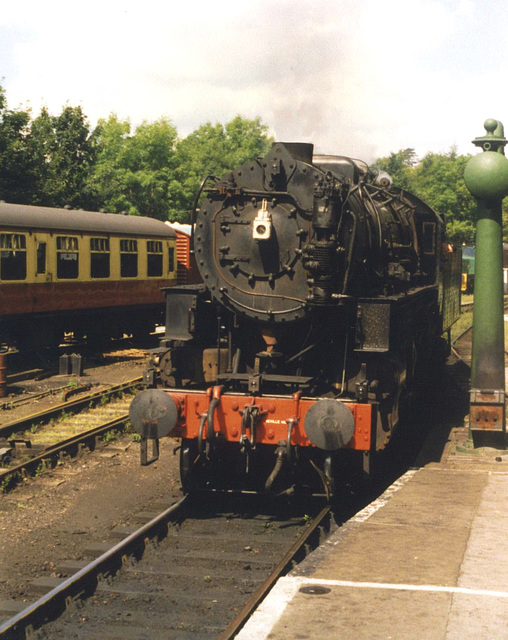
[83, 113, 131, 211]
[413, 149, 475, 245]
[171, 116, 273, 221]
[0, 84, 273, 222]
[374, 147, 476, 245]
[86, 116, 178, 219]
[29, 105, 98, 208]
[372, 148, 418, 193]
[0, 87, 34, 203]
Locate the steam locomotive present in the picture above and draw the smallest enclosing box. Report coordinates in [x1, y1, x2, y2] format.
[129, 143, 461, 497]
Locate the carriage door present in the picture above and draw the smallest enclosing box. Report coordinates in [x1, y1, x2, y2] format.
[34, 233, 52, 282]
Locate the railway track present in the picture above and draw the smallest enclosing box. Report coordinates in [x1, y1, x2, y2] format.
[0, 310, 482, 637]
[0, 378, 143, 491]
[451, 324, 473, 366]
[452, 300, 508, 367]
[1, 381, 92, 410]
[0, 377, 143, 439]
[0, 493, 332, 639]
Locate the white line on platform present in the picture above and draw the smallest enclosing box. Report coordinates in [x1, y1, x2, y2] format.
[237, 468, 419, 639]
[236, 576, 508, 640]
[291, 576, 508, 599]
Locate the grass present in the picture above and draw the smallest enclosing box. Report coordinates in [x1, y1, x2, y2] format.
[451, 308, 473, 341]
[101, 429, 118, 443]
[1, 473, 20, 493]
[34, 461, 48, 477]
[451, 294, 508, 343]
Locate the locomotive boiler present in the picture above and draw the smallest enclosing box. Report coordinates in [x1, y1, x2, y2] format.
[129, 142, 461, 497]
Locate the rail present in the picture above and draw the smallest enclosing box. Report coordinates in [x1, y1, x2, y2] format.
[0, 377, 143, 440]
[0, 496, 188, 639]
[219, 504, 331, 639]
[0, 495, 331, 639]
[0, 413, 131, 489]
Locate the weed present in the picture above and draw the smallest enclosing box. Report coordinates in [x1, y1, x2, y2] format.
[203, 575, 211, 582]
[102, 430, 118, 443]
[100, 394, 109, 407]
[130, 433, 141, 443]
[451, 308, 473, 341]
[30, 424, 39, 434]
[1, 473, 19, 492]
[34, 461, 48, 477]
[1, 475, 11, 492]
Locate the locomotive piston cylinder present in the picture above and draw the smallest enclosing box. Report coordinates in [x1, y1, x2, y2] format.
[303, 177, 345, 304]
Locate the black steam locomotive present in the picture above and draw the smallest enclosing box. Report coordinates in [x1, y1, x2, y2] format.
[130, 142, 461, 497]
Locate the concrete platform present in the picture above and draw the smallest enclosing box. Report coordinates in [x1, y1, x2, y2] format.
[238, 418, 508, 639]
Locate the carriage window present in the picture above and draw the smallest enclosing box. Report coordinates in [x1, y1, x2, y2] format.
[90, 237, 110, 278]
[422, 222, 436, 255]
[147, 240, 163, 277]
[168, 246, 175, 273]
[36, 243, 47, 274]
[120, 239, 138, 277]
[0, 233, 27, 281]
[56, 236, 79, 279]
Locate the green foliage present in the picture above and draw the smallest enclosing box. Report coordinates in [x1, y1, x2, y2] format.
[0, 84, 272, 223]
[101, 429, 118, 443]
[4, 82, 503, 243]
[170, 116, 273, 221]
[373, 148, 418, 192]
[1, 473, 18, 493]
[84, 113, 272, 222]
[29, 105, 98, 208]
[87, 115, 179, 219]
[373, 147, 477, 245]
[0, 88, 35, 203]
[34, 461, 48, 477]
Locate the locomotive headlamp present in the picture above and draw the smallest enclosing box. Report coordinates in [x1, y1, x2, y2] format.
[252, 199, 272, 240]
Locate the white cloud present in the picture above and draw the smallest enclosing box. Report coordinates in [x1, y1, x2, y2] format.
[2, 0, 508, 162]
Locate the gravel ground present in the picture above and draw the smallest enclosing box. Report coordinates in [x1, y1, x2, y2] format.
[0, 347, 182, 605]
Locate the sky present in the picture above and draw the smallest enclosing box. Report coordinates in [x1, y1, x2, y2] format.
[1, 0, 507, 163]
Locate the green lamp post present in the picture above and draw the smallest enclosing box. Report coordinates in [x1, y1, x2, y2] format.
[464, 119, 508, 443]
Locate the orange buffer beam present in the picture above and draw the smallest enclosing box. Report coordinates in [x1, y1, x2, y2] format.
[167, 388, 372, 451]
